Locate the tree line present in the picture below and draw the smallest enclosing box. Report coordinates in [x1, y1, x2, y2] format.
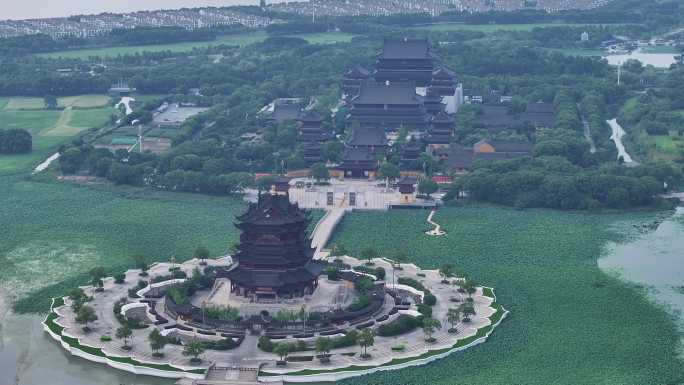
[0, 129, 32, 154]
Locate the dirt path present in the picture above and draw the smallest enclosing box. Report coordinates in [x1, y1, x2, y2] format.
[607, 118, 638, 165]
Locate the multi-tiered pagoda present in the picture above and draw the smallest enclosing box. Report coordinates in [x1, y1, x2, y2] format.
[297, 110, 330, 165]
[425, 111, 455, 146]
[220, 193, 324, 300]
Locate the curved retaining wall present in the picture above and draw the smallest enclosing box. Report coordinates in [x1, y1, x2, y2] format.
[259, 288, 508, 383]
[43, 298, 205, 380]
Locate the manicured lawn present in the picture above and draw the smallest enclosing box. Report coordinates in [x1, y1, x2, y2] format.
[36, 31, 355, 59]
[58, 95, 111, 108]
[0, 109, 62, 133]
[67, 107, 115, 128]
[411, 22, 629, 33]
[327, 206, 683, 385]
[4, 97, 47, 110]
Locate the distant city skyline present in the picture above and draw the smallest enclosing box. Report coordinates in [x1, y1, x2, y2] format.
[3, 0, 294, 21]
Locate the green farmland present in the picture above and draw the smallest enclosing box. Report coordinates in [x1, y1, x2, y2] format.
[410, 22, 630, 33]
[328, 207, 683, 385]
[36, 31, 356, 59]
[0, 96, 114, 174]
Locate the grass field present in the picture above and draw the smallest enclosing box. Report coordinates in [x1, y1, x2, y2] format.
[0, 96, 114, 174]
[36, 31, 355, 59]
[67, 107, 114, 128]
[1, 95, 111, 110]
[327, 207, 683, 385]
[411, 22, 628, 33]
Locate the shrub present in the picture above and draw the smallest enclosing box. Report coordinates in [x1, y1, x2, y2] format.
[423, 293, 437, 306]
[114, 274, 126, 284]
[377, 315, 422, 337]
[100, 335, 112, 342]
[346, 294, 371, 312]
[417, 304, 433, 317]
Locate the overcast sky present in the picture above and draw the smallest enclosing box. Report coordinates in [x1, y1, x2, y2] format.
[2, 0, 292, 20]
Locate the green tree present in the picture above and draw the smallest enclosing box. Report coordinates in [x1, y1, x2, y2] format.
[310, 162, 330, 183]
[315, 337, 333, 363]
[76, 305, 97, 332]
[148, 329, 167, 357]
[418, 178, 439, 198]
[447, 307, 462, 333]
[116, 324, 133, 349]
[360, 247, 378, 265]
[273, 343, 290, 363]
[422, 317, 441, 342]
[378, 162, 400, 191]
[193, 246, 210, 265]
[439, 264, 454, 283]
[183, 340, 205, 363]
[44, 94, 58, 109]
[356, 329, 375, 358]
[89, 266, 107, 290]
[461, 303, 476, 322]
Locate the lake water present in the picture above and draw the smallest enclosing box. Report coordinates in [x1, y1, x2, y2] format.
[3, 0, 294, 21]
[604, 50, 678, 68]
[599, 207, 684, 347]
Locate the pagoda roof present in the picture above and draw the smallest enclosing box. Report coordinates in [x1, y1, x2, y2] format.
[299, 109, 323, 122]
[223, 260, 324, 289]
[431, 111, 455, 124]
[354, 81, 420, 105]
[347, 127, 388, 147]
[343, 147, 376, 162]
[380, 38, 432, 60]
[345, 65, 370, 78]
[432, 66, 456, 79]
[237, 193, 308, 226]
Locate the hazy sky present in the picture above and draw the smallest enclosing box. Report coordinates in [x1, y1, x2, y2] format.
[2, 0, 283, 20]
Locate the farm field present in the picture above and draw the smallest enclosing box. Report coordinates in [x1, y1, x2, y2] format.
[328, 206, 683, 385]
[36, 31, 356, 59]
[0, 95, 114, 174]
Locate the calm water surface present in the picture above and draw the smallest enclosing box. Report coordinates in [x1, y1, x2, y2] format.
[599, 207, 684, 342]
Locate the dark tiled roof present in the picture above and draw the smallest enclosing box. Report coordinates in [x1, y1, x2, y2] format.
[397, 176, 418, 185]
[525, 102, 554, 114]
[299, 110, 323, 122]
[237, 193, 307, 226]
[432, 66, 456, 79]
[271, 104, 301, 123]
[348, 127, 388, 147]
[447, 145, 474, 170]
[354, 81, 420, 105]
[475, 152, 529, 162]
[380, 38, 431, 60]
[345, 65, 370, 78]
[224, 260, 325, 289]
[431, 111, 455, 124]
[343, 147, 376, 162]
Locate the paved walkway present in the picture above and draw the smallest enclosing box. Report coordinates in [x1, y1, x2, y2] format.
[607, 118, 638, 165]
[311, 208, 346, 258]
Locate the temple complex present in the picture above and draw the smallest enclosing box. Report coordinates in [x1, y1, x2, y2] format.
[219, 192, 325, 300]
